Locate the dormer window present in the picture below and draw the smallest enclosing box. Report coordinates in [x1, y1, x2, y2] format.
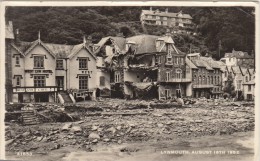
[166, 52, 173, 64]
[156, 40, 164, 49]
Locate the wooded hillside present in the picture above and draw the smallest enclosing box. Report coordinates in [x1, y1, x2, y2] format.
[5, 6, 255, 59]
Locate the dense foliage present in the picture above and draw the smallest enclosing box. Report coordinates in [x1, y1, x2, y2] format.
[6, 6, 255, 59]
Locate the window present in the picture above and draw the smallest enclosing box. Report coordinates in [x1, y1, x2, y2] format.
[166, 52, 172, 64]
[100, 76, 105, 86]
[208, 76, 210, 84]
[245, 76, 248, 82]
[156, 21, 161, 25]
[176, 69, 182, 79]
[16, 76, 21, 86]
[15, 56, 20, 66]
[237, 80, 242, 90]
[225, 71, 227, 77]
[34, 56, 44, 68]
[79, 76, 88, 90]
[163, 21, 168, 26]
[155, 55, 161, 65]
[165, 89, 170, 99]
[79, 58, 88, 69]
[34, 75, 45, 87]
[115, 72, 120, 83]
[198, 76, 202, 84]
[211, 76, 213, 84]
[166, 71, 170, 81]
[56, 60, 63, 69]
[214, 76, 217, 85]
[248, 85, 251, 92]
[156, 16, 160, 19]
[180, 58, 184, 65]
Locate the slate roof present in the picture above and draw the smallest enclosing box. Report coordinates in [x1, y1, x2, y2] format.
[224, 50, 254, 59]
[126, 35, 160, 55]
[200, 57, 221, 69]
[142, 10, 192, 19]
[44, 43, 74, 58]
[185, 57, 197, 69]
[5, 21, 14, 39]
[12, 40, 95, 59]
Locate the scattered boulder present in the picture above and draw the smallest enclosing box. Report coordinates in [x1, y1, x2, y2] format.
[71, 126, 82, 133]
[88, 132, 100, 140]
[61, 123, 72, 131]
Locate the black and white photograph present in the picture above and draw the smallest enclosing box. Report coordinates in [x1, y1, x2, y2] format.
[1, 1, 259, 161]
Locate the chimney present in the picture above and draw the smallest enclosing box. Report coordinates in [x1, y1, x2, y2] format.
[165, 8, 168, 13]
[150, 7, 152, 11]
[86, 36, 93, 44]
[15, 29, 21, 45]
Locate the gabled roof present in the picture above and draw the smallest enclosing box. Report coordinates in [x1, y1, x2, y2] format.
[141, 10, 192, 19]
[68, 43, 97, 60]
[185, 57, 197, 69]
[248, 68, 255, 75]
[23, 39, 56, 58]
[94, 36, 126, 55]
[240, 67, 248, 76]
[231, 66, 242, 74]
[5, 21, 14, 39]
[157, 36, 174, 44]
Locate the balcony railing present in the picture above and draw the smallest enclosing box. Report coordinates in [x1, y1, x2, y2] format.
[193, 84, 214, 88]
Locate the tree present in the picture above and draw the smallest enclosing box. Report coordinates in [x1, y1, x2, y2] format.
[223, 73, 236, 98]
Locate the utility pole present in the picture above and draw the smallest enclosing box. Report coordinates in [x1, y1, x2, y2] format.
[218, 40, 221, 59]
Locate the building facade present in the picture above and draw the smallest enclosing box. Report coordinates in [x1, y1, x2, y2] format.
[94, 34, 193, 100]
[7, 30, 98, 103]
[140, 8, 194, 34]
[187, 53, 223, 98]
[220, 49, 255, 68]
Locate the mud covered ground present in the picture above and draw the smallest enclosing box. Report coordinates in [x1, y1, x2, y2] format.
[5, 99, 255, 161]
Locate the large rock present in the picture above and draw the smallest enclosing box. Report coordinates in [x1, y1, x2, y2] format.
[107, 127, 116, 134]
[71, 126, 82, 133]
[176, 98, 184, 106]
[88, 132, 100, 140]
[61, 123, 72, 131]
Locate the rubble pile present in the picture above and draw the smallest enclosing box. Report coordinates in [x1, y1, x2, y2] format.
[5, 99, 255, 153]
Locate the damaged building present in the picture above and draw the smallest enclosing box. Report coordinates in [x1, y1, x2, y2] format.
[94, 33, 193, 100]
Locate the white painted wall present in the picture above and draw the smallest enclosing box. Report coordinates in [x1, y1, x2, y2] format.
[68, 48, 97, 91]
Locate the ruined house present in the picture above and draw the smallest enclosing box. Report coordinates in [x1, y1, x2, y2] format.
[94, 34, 193, 100]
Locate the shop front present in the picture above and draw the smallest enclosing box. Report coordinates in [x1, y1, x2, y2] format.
[12, 86, 59, 103]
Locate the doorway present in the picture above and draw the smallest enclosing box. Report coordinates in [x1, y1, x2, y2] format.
[34, 93, 49, 102]
[18, 93, 23, 103]
[56, 76, 64, 88]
